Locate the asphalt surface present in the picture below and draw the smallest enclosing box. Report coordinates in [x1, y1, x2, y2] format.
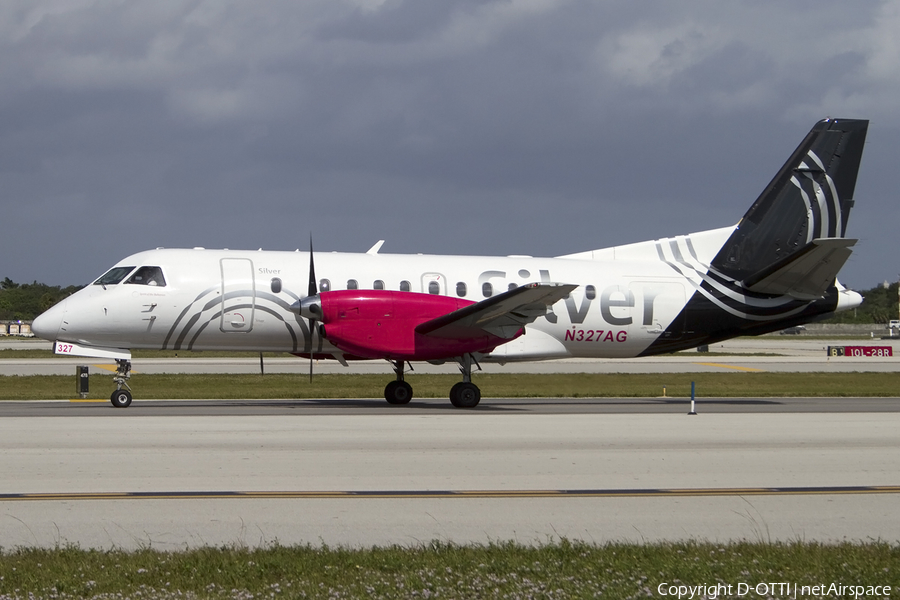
[1, 412, 898, 549]
[1, 336, 899, 550]
[0, 396, 898, 417]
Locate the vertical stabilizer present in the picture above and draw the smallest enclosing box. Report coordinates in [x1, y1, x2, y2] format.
[640, 118, 869, 356]
[710, 118, 868, 281]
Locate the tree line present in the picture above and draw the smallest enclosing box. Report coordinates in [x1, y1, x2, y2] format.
[0, 278, 84, 321]
[1, 276, 898, 324]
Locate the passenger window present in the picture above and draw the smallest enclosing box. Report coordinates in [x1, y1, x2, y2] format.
[508, 283, 518, 291]
[482, 282, 493, 298]
[347, 279, 358, 290]
[428, 281, 440, 295]
[374, 280, 385, 290]
[125, 266, 166, 287]
[93, 266, 135, 286]
[319, 279, 331, 292]
[585, 285, 596, 300]
[400, 280, 411, 292]
[270, 278, 282, 293]
[456, 282, 467, 297]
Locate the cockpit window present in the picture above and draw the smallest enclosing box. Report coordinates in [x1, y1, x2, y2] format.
[93, 266, 135, 286]
[125, 266, 167, 287]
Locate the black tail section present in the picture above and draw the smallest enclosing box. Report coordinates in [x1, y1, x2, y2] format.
[711, 118, 868, 281]
[640, 118, 868, 356]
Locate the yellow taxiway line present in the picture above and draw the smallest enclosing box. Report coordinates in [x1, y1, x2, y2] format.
[2, 486, 899, 502]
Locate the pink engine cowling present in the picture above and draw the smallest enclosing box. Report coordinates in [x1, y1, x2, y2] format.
[316, 290, 516, 361]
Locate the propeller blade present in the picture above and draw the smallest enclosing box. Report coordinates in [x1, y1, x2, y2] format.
[308, 235, 317, 383]
[308, 235, 317, 297]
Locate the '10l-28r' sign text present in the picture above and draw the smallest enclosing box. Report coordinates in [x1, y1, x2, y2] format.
[827, 346, 893, 357]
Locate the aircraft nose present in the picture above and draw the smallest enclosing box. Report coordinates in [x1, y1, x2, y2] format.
[32, 298, 66, 341]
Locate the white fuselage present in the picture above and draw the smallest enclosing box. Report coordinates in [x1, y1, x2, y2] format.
[36, 226, 738, 363]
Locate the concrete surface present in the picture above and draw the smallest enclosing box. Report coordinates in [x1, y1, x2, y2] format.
[1, 413, 897, 549]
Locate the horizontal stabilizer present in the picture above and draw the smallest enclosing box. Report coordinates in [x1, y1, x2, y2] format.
[416, 282, 577, 340]
[742, 238, 856, 300]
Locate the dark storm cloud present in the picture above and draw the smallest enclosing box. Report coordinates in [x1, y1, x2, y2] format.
[1, 0, 897, 291]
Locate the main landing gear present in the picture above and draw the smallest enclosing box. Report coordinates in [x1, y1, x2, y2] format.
[384, 360, 413, 405]
[109, 359, 133, 408]
[449, 354, 481, 408]
[382, 354, 483, 409]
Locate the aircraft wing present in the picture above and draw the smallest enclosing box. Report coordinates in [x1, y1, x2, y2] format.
[742, 237, 856, 300]
[415, 282, 577, 340]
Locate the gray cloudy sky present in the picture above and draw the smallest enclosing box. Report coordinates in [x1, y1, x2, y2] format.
[2, 1, 899, 289]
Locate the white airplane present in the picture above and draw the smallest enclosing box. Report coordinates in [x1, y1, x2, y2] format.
[32, 118, 868, 408]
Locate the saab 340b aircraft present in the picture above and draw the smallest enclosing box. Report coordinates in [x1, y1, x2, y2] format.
[32, 118, 868, 408]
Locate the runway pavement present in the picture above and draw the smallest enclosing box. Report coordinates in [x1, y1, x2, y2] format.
[0, 396, 898, 417]
[0, 412, 900, 549]
[1, 337, 899, 550]
[1, 409, 899, 549]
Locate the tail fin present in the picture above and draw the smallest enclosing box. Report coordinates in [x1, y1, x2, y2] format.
[710, 118, 868, 286]
[640, 119, 869, 356]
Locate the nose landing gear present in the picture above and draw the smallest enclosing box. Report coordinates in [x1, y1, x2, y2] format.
[110, 359, 133, 408]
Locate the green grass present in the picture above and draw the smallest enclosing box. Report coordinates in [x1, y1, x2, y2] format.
[0, 541, 897, 599]
[1, 371, 900, 400]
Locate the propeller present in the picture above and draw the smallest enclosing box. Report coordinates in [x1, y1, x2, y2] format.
[301, 235, 322, 383]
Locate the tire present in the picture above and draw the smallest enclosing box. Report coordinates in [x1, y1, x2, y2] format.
[449, 382, 480, 408]
[110, 389, 133, 408]
[384, 380, 413, 405]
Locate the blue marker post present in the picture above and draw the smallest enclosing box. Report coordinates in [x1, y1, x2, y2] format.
[688, 381, 697, 415]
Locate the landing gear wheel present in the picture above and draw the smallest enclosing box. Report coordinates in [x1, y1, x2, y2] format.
[110, 389, 133, 408]
[449, 382, 480, 408]
[384, 380, 413, 405]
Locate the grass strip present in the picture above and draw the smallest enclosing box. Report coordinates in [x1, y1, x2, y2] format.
[1, 372, 899, 400]
[0, 541, 897, 599]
